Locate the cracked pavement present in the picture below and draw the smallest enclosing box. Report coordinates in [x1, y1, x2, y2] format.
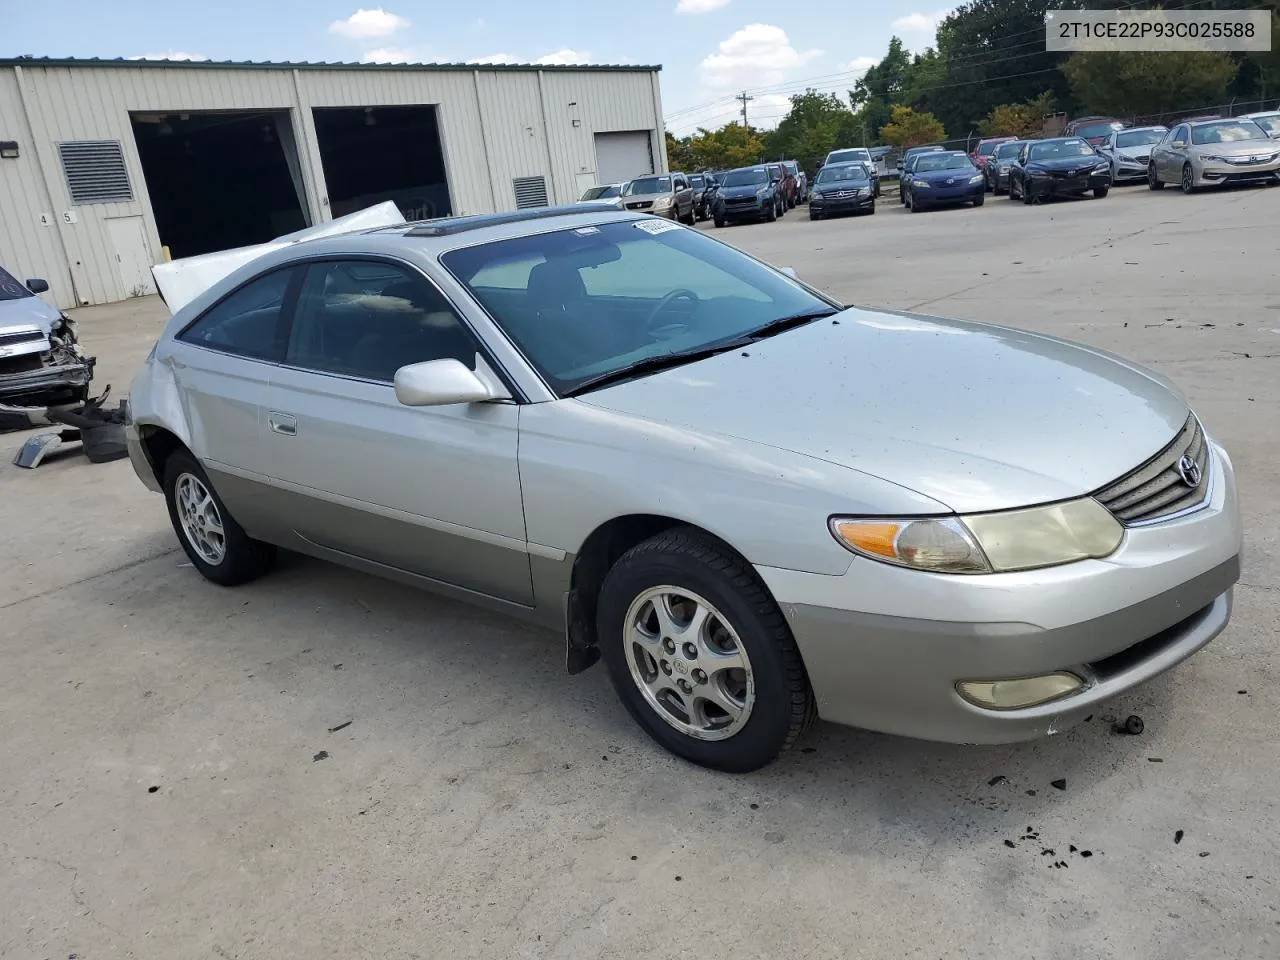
[1, 184, 1277, 959]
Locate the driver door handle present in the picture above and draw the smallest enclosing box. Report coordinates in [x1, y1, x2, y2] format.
[268, 412, 297, 437]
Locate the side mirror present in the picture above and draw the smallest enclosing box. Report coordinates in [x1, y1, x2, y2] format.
[25, 278, 49, 294]
[779, 266, 798, 279]
[1173, 140, 1188, 148]
[394, 359, 496, 407]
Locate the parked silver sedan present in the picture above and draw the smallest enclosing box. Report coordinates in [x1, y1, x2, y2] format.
[1149, 117, 1280, 192]
[126, 206, 1242, 772]
[1098, 125, 1167, 183]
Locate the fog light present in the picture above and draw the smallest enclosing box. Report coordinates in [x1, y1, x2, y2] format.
[957, 673, 1084, 710]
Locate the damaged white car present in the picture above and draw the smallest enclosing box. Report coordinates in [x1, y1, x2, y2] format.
[0, 266, 94, 426]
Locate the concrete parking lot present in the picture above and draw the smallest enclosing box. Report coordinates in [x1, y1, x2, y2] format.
[2, 184, 1277, 960]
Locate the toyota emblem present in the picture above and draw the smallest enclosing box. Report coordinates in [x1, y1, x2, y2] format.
[1176, 454, 1202, 489]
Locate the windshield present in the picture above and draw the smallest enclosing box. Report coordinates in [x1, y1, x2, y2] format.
[916, 154, 973, 172]
[1075, 121, 1123, 139]
[828, 149, 870, 164]
[976, 141, 1003, 155]
[0, 266, 34, 301]
[624, 177, 672, 196]
[690, 175, 706, 189]
[816, 164, 870, 184]
[721, 168, 767, 187]
[580, 184, 620, 200]
[1192, 120, 1268, 144]
[1116, 129, 1165, 148]
[1028, 139, 1096, 161]
[994, 142, 1023, 160]
[1248, 114, 1280, 136]
[441, 220, 834, 396]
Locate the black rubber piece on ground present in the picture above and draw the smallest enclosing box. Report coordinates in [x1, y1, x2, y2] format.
[596, 527, 816, 773]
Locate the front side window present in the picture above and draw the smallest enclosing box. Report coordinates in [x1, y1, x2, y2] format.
[442, 221, 835, 395]
[286, 260, 477, 382]
[1171, 125, 1190, 144]
[0, 266, 34, 302]
[178, 266, 301, 361]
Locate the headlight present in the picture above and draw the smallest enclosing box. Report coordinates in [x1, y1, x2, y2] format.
[912, 179, 931, 188]
[998, 164, 1010, 172]
[969, 174, 985, 184]
[653, 196, 673, 207]
[1200, 154, 1222, 162]
[829, 497, 1123, 575]
[1094, 162, 1110, 172]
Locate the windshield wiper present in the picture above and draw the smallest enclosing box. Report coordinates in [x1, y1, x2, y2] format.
[564, 344, 742, 397]
[739, 308, 839, 342]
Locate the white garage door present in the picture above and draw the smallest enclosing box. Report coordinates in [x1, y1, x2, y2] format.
[594, 131, 655, 185]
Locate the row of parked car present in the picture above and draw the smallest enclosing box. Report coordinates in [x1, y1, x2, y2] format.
[894, 109, 1280, 212]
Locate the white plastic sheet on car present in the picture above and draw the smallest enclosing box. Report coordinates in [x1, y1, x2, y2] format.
[150, 202, 407, 314]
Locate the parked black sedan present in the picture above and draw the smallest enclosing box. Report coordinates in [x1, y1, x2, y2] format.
[689, 172, 720, 221]
[808, 162, 876, 219]
[1008, 137, 1111, 204]
[985, 139, 1031, 194]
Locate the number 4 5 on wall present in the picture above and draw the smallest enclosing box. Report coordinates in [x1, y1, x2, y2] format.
[35, 211, 78, 226]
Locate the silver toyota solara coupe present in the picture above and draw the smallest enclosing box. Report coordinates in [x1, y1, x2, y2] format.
[126, 206, 1242, 772]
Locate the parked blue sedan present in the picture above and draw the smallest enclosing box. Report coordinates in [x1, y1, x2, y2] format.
[904, 151, 986, 212]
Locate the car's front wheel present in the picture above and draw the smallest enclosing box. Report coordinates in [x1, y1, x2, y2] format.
[597, 529, 815, 772]
[1181, 164, 1196, 194]
[1148, 163, 1165, 190]
[163, 451, 276, 586]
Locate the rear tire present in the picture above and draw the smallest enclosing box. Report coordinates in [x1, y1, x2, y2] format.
[163, 451, 275, 587]
[596, 528, 816, 773]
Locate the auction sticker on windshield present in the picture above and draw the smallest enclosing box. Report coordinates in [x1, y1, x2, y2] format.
[633, 219, 681, 235]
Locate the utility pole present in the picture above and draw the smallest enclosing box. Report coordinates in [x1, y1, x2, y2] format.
[736, 90, 754, 127]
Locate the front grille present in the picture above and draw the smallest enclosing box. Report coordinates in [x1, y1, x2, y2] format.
[0, 353, 45, 375]
[0, 330, 46, 348]
[1095, 414, 1210, 525]
[625, 200, 653, 210]
[725, 197, 755, 205]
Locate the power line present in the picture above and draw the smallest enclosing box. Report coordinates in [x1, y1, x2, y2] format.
[735, 90, 754, 126]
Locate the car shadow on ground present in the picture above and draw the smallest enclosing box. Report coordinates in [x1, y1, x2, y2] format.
[89, 545, 1182, 851]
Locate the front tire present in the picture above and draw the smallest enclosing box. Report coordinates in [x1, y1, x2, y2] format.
[1181, 164, 1196, 194]
[766, 202, 777, 222]
[713, 215, 725, 227]
[973, 193, 985, 206]
[596, 529, 815, 772]
[163, 451, 275, 586]
[1148, 164, 1165, 190]
[1094, 184, 1109, 199]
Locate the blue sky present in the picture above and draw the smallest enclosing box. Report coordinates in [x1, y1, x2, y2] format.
[2, 1, 952, 134]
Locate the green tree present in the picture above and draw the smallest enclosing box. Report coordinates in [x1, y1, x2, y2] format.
[851, 37, 913, 140]
[1062, 50, 1239, 119]
[761, 90, 861, 173]
[665, 131, 696, 171]
[980, 92, 1056, 137]
[879, 105, 947, 148]
[688, 122, 764, 170]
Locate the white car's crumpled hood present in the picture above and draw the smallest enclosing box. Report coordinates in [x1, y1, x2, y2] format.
[0, 294, 62, 336]
[577, 307, 1191, 514]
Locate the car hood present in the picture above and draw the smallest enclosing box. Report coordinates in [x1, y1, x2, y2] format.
[1114, 144, 1157, 158]
[1026, 156, 1106, 172]
[1192, 138, 1278, 157]
[717, 184, 767, 198]
[0, 293, 63, 335]
[914, 167, 980, 183]
[576, 308, 1190, 514]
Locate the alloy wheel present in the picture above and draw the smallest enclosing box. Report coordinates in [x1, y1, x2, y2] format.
[175, 472, 226, 565]
[624, 586, 755, 741]
[1182, 165, 1195, 193]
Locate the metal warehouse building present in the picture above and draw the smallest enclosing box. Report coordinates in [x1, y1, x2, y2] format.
[0, 57, 667, 309]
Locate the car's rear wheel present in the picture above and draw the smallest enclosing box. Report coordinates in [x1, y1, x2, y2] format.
[163, 451, 275, 586]
[596, 529, 815, 772]
[1148, 164, 1165, 190]
[1181, 164, 1196, 194]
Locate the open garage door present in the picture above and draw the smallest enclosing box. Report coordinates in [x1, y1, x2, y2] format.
[594, 131, 655, 185]
[313, 106, 452, 223]
[131, 110, 309, 260]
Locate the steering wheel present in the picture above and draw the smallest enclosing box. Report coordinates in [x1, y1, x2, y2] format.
[643, 288, 699, 341]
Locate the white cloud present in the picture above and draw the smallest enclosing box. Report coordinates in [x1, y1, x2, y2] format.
[677, 0, 731, 13]
[892, 10, 951, 33]
[329, 8, 410, 40]
[535, 48, 592, 65]
[699, 23, 822, 92]
[128, 51, 208, 61]
[841, 55, 878, 74]
[361, 47, 421, 64]
[471, 53, 521, 64]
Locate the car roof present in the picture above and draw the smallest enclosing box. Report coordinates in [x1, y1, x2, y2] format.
[1118, 125, 1167, 131]
[1030, 136, 1089, 144]
[373, 205, 647, 244]
[919, 150, 969, 158]
[1242, 110, 1280, 117]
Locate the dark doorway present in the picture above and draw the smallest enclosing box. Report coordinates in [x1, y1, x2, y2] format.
[312, 105, 452, 222]
[131, 110, 309, 259]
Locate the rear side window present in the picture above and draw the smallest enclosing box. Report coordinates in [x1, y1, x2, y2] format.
[178, 267, 301, 361]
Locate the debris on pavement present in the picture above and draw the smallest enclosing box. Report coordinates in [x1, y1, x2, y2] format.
[11, 387, 129, 468]
[1112, 714, 1145, 735]
[1175, 830, 1185, 844]
[1051, 779, 1067, 791]
[328, 720, 353, 733]
[313, 750, 330, 762]
[988, 775, 1008, 787]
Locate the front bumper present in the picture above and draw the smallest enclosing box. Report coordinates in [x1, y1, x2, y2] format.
[1194, 156, 1280, 187]
[0, 353, 94, 410]
[717, 200, 771, 221]
[1112, 157, 1150, 182]
[913, 182, 984, 205]
[756, 441, 1242, 744]
[1027, 170, 1110, 197]
[810, 192, 875, 215]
